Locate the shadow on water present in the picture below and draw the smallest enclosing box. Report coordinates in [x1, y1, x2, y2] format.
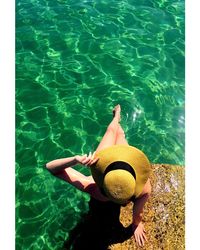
[63, 198, 133, 250]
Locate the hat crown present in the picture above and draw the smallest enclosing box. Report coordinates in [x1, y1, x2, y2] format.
[103, 169, 136, 204]
[92, 145, 151, 200]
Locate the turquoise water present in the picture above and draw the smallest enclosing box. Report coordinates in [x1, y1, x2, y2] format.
[16, 0, 184, 249]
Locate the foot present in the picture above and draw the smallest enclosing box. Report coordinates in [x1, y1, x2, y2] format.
[113, 104, 121, 122]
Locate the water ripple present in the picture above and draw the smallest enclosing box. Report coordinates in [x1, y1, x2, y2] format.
[16, 0, 184, 249]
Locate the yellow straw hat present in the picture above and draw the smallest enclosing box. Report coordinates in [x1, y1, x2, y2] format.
[92, 145, 151, 204]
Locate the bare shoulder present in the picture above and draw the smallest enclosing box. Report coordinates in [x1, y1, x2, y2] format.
[138, 178, 152, 197]
[85, 176, 109, 202]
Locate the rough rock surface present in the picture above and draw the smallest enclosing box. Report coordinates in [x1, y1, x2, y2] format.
[64, 164, 184, 250]
[109, 164, 185, 250]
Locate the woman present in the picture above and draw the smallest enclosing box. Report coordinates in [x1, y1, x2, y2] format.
[46, 104, 151, 247]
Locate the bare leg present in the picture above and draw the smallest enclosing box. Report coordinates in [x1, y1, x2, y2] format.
[112, 105, 129, 145]
[95, 105, 121, 152]
[115, 123, 129, 145]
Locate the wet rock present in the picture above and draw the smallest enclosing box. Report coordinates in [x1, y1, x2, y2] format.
[109, 164, 184, 250]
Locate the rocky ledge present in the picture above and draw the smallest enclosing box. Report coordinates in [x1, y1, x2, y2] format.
[109, 164, 185, 250]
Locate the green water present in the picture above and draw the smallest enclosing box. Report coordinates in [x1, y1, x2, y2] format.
[16, 0, 184, 249]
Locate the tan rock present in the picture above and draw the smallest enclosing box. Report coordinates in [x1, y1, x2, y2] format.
[109, 164, 185, 250]
[64, 164, 184, 250]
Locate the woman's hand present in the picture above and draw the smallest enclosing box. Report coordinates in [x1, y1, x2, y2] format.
[75, 152, 99, 167]
[132, 222, 147, 247]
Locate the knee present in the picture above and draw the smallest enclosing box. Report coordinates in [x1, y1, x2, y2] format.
[106, 124, 116, 134]
[117, 127, 125, 137]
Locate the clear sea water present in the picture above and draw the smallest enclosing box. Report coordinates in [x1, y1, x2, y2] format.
[16, 0, 184, 249]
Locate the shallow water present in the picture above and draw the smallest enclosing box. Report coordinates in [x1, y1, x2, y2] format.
[16, 0, 184, 249]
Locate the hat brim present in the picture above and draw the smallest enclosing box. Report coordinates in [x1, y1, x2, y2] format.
[92, 145, 151, 198]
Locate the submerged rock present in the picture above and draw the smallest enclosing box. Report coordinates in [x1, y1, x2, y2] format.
[109, 164, 185, 250]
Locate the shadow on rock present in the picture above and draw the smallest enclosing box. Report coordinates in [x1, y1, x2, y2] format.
[63, 198, 133, 250]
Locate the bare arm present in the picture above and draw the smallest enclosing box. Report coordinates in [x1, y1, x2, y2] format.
[46, 153, 100, 194]
[46, 156, 78, 174]
[132, 178, 151, 247]
[132, 178, 151, 225]
[132, 194, 149, 224]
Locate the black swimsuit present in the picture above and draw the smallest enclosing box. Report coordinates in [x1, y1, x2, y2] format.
[64, 197, 132, 250]
[88, 197, 121, 227]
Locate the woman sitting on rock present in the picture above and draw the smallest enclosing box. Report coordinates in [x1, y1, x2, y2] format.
[46, 104, 152, 247]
